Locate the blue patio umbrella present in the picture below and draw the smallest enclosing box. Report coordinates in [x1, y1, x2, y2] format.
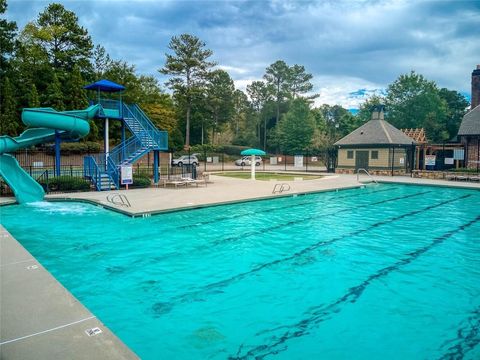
[240, 148, 266, 180]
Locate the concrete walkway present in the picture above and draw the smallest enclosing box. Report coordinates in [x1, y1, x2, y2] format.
[46, 174, 363, 216]
[0, 227, 138, 360]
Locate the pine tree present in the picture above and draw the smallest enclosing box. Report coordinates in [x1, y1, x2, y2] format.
[0, 77, 19, 136]
[44, 73, 65, 110]
[160, 34, 215, 148]
[27, 83, 40, 107]
[65, 65, 88, 109]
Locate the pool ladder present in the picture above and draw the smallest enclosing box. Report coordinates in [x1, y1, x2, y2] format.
[356, 168, 378, 184]
[272, 183, 291, 194]
[106, 193, 132, 208]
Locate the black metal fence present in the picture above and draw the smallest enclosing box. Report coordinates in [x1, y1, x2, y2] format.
[1, 149, 334, 197]
[172, 150, 335, 174]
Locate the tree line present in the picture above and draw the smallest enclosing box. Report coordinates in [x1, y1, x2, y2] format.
[0, 1, 469, 155]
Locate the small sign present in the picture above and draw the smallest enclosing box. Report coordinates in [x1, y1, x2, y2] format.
[453, 149, 465, 160]
[270, 157, 277, 165]
[294, 155, 303, 168]
[311, 157, 318, 162]
[278, 157, 283, 163]
[399, 157, 405, 165]
[120, 165, 133, 185]
[33, 161, 43, 168]
[206, 157, 212, 163]
[85, 327, 102, 337]
[445, 158, 454, 165]
[425, 155, 436, 166]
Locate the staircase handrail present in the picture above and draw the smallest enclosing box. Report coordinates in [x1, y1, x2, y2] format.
[109, 136, 142, 165]
[123, 104, 168, 149]
[122, 104, 155, 144]
[84, 156, 102, 191]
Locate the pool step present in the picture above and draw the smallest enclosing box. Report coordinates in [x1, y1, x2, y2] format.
[99, 173, 116, 191]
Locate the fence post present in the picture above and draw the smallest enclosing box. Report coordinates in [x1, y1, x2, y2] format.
[306, 152, 308, 172]
[204, 149, 207, 172]
[222, 153, 224, 172]
[284, 154, 287, 171]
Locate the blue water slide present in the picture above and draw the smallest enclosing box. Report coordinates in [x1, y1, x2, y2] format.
[0, 105, 100, 204]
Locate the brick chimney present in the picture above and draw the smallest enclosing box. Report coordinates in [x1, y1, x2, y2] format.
[371, 104, 385, 120]
[472, 65, 480, 109]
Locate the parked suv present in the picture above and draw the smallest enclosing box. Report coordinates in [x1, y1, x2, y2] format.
[172, 155, 199, 167]
[235, 156, 262, 166]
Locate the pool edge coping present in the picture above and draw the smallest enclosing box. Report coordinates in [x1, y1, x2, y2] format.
[45, 184, 365, 217]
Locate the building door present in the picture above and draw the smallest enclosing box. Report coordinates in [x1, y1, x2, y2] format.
[355, 151, 369, 171]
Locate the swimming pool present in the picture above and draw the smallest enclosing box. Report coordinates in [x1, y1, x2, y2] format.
[1, 184, 480, 359]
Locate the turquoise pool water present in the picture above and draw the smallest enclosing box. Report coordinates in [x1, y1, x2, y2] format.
[1, 184, 480, 359]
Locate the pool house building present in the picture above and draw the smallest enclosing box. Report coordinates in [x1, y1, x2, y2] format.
[334, 106, 415, 175]
[457, 65, 480, 171]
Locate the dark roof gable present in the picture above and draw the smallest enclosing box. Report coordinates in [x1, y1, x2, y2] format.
[334, 119, 414, 146]
[458, 105, 480, 136]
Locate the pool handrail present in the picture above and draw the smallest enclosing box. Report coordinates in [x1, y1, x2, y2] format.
[356, 168, 378, 184]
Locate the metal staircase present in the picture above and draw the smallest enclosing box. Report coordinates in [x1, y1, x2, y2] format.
[84, 101, 168, 191]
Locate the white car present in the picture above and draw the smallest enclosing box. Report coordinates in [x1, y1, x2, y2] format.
[235, 156, 262, 166]
[172, 155, 199, 167]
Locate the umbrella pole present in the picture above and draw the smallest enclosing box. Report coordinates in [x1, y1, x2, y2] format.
[251, 155, 255, 180]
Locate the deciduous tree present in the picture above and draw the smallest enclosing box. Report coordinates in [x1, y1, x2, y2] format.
[0, 0, 17, 77]
[275, 98, 315, 154]
[385, 71, 447, 141]
[0, 77, 19, 136]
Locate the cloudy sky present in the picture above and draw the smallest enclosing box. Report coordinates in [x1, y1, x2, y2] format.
[5, 0, 480, 109]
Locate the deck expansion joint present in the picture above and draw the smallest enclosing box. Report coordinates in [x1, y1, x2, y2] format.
[0, 316, 96, 346]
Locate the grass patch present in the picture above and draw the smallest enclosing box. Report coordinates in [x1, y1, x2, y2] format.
[216, 171, 322, 181]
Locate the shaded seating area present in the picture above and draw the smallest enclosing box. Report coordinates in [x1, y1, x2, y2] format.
[159, 176, 208, 188]
[445, 173, 480, 182]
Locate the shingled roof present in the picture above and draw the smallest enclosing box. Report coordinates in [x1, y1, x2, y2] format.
[334, 110, 414, 147]
[458, 105, 480, 136]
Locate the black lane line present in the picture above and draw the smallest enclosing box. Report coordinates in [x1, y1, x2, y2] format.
[438, 305, 480, 360]
[151, 190, 428, 264]
[212, 190, 431, 246]
[232, 207, 478, 360]
[150, 193, 459, 316]
[178, 187, 397, 229]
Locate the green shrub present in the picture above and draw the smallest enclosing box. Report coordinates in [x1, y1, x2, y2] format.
[39, 176, 91, 192]
[130, 175, 151, 188]
[46, 141, 102, 155]
[221, 145, 250, 156]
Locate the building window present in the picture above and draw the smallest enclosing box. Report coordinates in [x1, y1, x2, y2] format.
[371, 150, 379, 159]
[347, 150, 354, 159]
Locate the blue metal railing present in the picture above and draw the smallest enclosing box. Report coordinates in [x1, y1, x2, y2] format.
[123, 104, 168, 150]
[84, 156, 102, 191]
[109, 136, 146, 166]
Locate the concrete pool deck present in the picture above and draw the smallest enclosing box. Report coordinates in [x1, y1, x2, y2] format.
[1, 173, 479, 359]
[0, 226, 139, 360]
